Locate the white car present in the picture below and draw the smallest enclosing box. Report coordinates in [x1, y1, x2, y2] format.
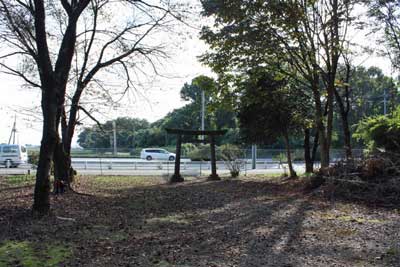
[140, 148, 176, 161]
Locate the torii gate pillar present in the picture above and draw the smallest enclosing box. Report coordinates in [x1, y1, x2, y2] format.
[170, 134, 184, 183]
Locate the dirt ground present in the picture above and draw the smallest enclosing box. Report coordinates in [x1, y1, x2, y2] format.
[0, 175, 399, 266]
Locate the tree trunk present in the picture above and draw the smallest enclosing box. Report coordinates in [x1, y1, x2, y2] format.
[311, 130, 319, 163]
[32, 0, 88, 213]
[334, 61, 352, 160]
[54, 94, 81, 186]
[326, 84, 334, 153]
[283, 130, 297, 178]
[312, 82, 330, 168]
[33, 88, 58, 215]
[53, 105, 74, 192]
[335, 90, 352, 160]
[53, 138, 73, 192]
[318, 118, 330, 168]
[304, 128, 314, 173]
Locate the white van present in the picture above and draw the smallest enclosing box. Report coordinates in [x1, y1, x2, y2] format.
[0, 144, 28, 167]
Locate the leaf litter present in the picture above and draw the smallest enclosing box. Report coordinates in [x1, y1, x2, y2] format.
[0, 175, 399, 266]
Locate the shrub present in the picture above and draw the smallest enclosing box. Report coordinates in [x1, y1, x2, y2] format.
[187, 144, 212, 161]
[354, 108, 400, 152]
[220, 144, 245, 178]
[187, 143, 230, 161]
[181, 143, 197, 157]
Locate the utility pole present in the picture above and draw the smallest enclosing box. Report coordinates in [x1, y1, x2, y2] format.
[113, 121, 117, 155]
[201, 90, 205, 140]
[201, 90, 205, 131]
[8, 115, 17, 145]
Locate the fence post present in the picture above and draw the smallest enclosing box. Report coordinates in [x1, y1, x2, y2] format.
[85, 161, 87, 170]
[251, 144, 257, 169]
[99, 157, 103, 176]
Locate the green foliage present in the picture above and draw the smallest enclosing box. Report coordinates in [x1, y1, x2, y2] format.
[181, 143, 197, 156]
[354, 108, 400, 151]
[180, 75, 215, 103]
[78, 117, 150, 149]
[156, 75, 237, 137]
[187, 144, 239, 161]
[347, 66, 398, 121]
[219, 127, 241, 145]
[0, 240, 71, 267]
[134, 128, 166, 148]
[187, 144, 213, 161]
[238, 69, 306, 145]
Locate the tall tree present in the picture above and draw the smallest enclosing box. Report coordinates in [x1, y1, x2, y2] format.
[0, 0, 187, 215]
[200, 0, 355, 168]
[238, 70, 309, 178]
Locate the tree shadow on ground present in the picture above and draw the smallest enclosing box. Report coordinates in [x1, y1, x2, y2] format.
[1, 177, 399, 266]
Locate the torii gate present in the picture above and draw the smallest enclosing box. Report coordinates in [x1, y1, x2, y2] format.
[165, 128, 227, 182]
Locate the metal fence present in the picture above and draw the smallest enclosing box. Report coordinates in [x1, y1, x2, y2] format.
[66, 147, 365, 161]
[66, 148, 365, 176]
[3, 147, 365, 176]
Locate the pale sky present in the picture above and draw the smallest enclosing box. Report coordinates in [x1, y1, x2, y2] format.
[0, 3, 394, 147]
[0, 35, 213, 146]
